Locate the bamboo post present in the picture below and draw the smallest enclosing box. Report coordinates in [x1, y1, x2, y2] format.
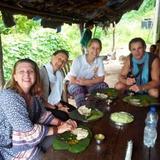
[0, 33, 5, 89]
[153, 0, 160, 43]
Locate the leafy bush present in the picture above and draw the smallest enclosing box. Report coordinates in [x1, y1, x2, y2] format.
[2, 29, 72, 80]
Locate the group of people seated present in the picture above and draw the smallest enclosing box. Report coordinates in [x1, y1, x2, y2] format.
[0, 37, 160, 159]
[149, 39, 160, 58]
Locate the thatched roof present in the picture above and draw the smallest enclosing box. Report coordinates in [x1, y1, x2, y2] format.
[0, 0, 143, 28]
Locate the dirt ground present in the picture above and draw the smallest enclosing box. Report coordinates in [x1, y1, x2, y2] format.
[104, 59, 123, 87]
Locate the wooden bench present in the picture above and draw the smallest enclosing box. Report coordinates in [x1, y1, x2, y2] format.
[61, 60, 73, 103]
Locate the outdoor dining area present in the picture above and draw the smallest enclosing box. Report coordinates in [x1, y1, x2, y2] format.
[44, 89, 160, 160]
[0, 1, 160, 160]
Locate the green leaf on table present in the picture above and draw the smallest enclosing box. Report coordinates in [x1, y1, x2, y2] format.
[69, 108, 104, 122]
[123, 95, 158, 107]
[52, 125, 92, 153]
[53, 138, 69, 150]
[68, 137, 90, 153]
[92, 88, 118, 99]
[87, 109, 104, 121]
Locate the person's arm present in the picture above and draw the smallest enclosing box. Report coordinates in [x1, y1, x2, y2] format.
[78, 76, 104, 86]
[1, 91, 49, 150]
[43, 97, 69, 112]
[48, 119, 77, 135]
[70, 75, 104, 86]
[119, 57, 135, 85]
[140, 57, 160, 91]
[69, 76, 79, 84]
[129, 58, 160, 92]
[43, 99, 56, 109]
[57, 102, 69, 113]
[38, 98, 68, 126]
[36, 98, 58, 125]
[38, 109, 76, 135]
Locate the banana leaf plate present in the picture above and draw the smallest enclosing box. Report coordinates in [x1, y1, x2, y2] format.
[52, 125, 92, 153]
[69, 108, 104, 122]
[123, 95, 158, 107]
[92, 88, 118, 100]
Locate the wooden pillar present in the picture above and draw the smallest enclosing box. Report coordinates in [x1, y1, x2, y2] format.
[153, 0, 160, 42]
[111, 22, 116, 52]
[0, 34, 5, 89]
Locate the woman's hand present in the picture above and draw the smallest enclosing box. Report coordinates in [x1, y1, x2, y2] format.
[66, 119, 77, 129]
[57, 120, 77, 134]
[129, 84, 140, 92]
[57, 103, 69, 113]
[76, 78, 86, 85]
[126, 77, 136, 86]
[76, 78, 92, 86]
[43, 99, 57, 109]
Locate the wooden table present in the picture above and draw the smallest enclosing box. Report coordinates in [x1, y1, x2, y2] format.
[44, 95, 160, 160]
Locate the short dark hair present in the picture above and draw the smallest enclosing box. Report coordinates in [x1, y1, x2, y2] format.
[87, 38, 102, 51]
[85, 20, 94, 28]
[52, 49, 69, 58]
[129, 37, 146, 50]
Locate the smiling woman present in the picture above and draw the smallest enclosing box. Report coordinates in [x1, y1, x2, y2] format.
[40, 50, 76, 121]
[65, 38, 108, 107]
[13, 61, 36, 94]
[0, 58, 77, 160]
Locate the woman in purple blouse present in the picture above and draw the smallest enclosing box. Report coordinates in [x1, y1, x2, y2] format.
[0, 58, 77, 160]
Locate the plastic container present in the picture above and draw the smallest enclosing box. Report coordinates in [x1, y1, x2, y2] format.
[143, 125, 157, 147]
[145, 106, 158, 127]
[143, 106, 158, 147]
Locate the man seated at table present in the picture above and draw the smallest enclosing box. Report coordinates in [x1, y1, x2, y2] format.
[115, 37, 160, 97]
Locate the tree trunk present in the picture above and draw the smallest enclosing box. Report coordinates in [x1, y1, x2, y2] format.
[0, 34, 5, 89]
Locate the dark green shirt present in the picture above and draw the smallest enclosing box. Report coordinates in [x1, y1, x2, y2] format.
[80, 28, 92, 48]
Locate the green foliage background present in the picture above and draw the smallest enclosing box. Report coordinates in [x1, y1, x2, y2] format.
[2, 29, 72, 80]
[0, 0, 157, 81]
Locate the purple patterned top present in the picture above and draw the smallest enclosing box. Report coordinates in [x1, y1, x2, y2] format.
[0, 89, 54, 160]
